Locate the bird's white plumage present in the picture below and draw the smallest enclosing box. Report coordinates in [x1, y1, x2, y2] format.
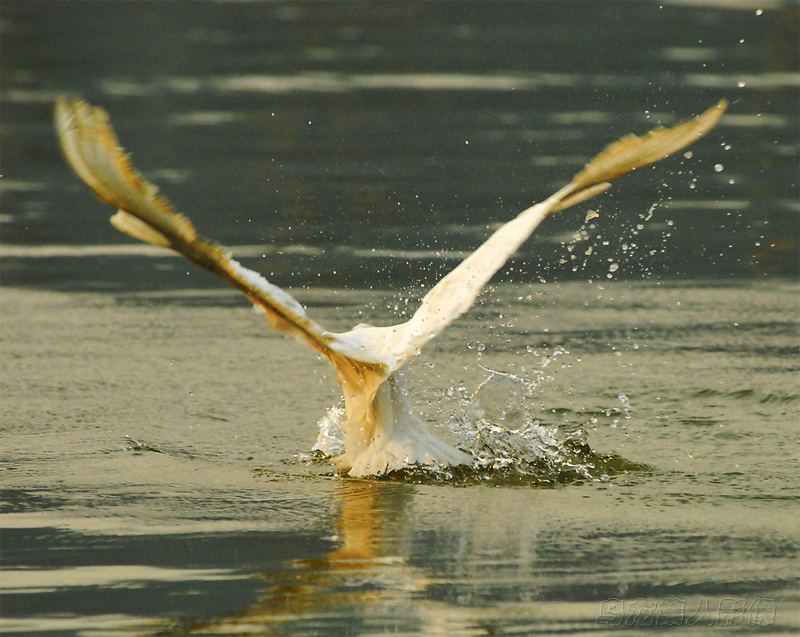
[54, 97, 726, 476]
[227, 258, 310, 321]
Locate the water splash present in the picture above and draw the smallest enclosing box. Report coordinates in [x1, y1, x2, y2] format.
[442, 360, 643, 485]
[310, 402, 346, 458]
[307, 352, 645, 485]
[607, 392, 632, 429]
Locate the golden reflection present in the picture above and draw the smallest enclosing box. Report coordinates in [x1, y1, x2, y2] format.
[257, 480, 420, 615]
[152, 480, 427, 635]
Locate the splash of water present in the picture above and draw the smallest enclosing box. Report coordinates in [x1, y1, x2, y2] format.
[307, 350, 645, 485]
[443, 358, 642, 485]
[310, 402, 346, 458]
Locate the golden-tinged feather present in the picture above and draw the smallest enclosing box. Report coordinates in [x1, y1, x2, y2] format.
[570, 99, 728, 191]
[54, 97, 198, 247]
[551, 182, 612, 213]
[54, 97, 349, 361]
[110, 210, 171, 247]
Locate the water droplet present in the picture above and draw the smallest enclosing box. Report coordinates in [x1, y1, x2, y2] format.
[714, 163, 724, 172]
[608, 263, 619, 273]
[683, 150, 693, 159]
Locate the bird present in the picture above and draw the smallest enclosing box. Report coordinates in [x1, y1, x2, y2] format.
[54, 97, 726, 477]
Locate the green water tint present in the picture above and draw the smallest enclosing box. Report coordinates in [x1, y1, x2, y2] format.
[295, 441, 647, 487]
[374, 446, 648, 487]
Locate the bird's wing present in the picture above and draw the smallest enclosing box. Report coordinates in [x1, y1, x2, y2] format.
[54, 97, 387, 366]
[375, 100, 727, 370]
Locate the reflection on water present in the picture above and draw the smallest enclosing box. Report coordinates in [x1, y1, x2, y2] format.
[1, 0, 798, 634]
[2, 281, 798, 634]
[153, 481, 423, 636]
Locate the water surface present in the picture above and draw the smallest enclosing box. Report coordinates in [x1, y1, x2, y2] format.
[1, 1, 798, 634]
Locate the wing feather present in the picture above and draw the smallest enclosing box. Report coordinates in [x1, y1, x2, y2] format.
[55, 97, 726, 375]
[378, 100, 727, 369]
[54, 97, 350, 361]
[570, 100, 727, 191]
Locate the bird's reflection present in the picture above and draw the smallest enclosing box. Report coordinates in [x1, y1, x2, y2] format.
[153, 479, 427, 635]
[258, 479, 422, 615]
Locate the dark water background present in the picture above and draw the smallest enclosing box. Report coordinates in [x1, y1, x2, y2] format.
[1, 1, 798, 635]
[3, 0, 798, 288]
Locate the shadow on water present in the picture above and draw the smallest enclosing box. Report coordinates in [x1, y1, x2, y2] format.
[130, 419, 650, 489]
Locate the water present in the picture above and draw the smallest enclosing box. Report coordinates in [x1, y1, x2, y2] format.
[1, 1, 798, 635]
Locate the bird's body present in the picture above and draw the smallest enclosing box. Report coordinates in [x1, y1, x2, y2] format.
[55, 97, 726, 476]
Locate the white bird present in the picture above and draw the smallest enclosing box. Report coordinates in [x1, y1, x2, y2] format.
[54, 97, 726, 477]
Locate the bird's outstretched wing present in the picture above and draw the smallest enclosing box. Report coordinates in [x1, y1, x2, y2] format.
[54, 97, 357, 362]
[372, 100, 727, 370]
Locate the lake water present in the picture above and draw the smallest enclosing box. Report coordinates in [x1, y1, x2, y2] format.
[1, 1, 798, 635]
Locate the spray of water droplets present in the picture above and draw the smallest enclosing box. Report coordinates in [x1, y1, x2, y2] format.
[305, 348, 645, 485]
